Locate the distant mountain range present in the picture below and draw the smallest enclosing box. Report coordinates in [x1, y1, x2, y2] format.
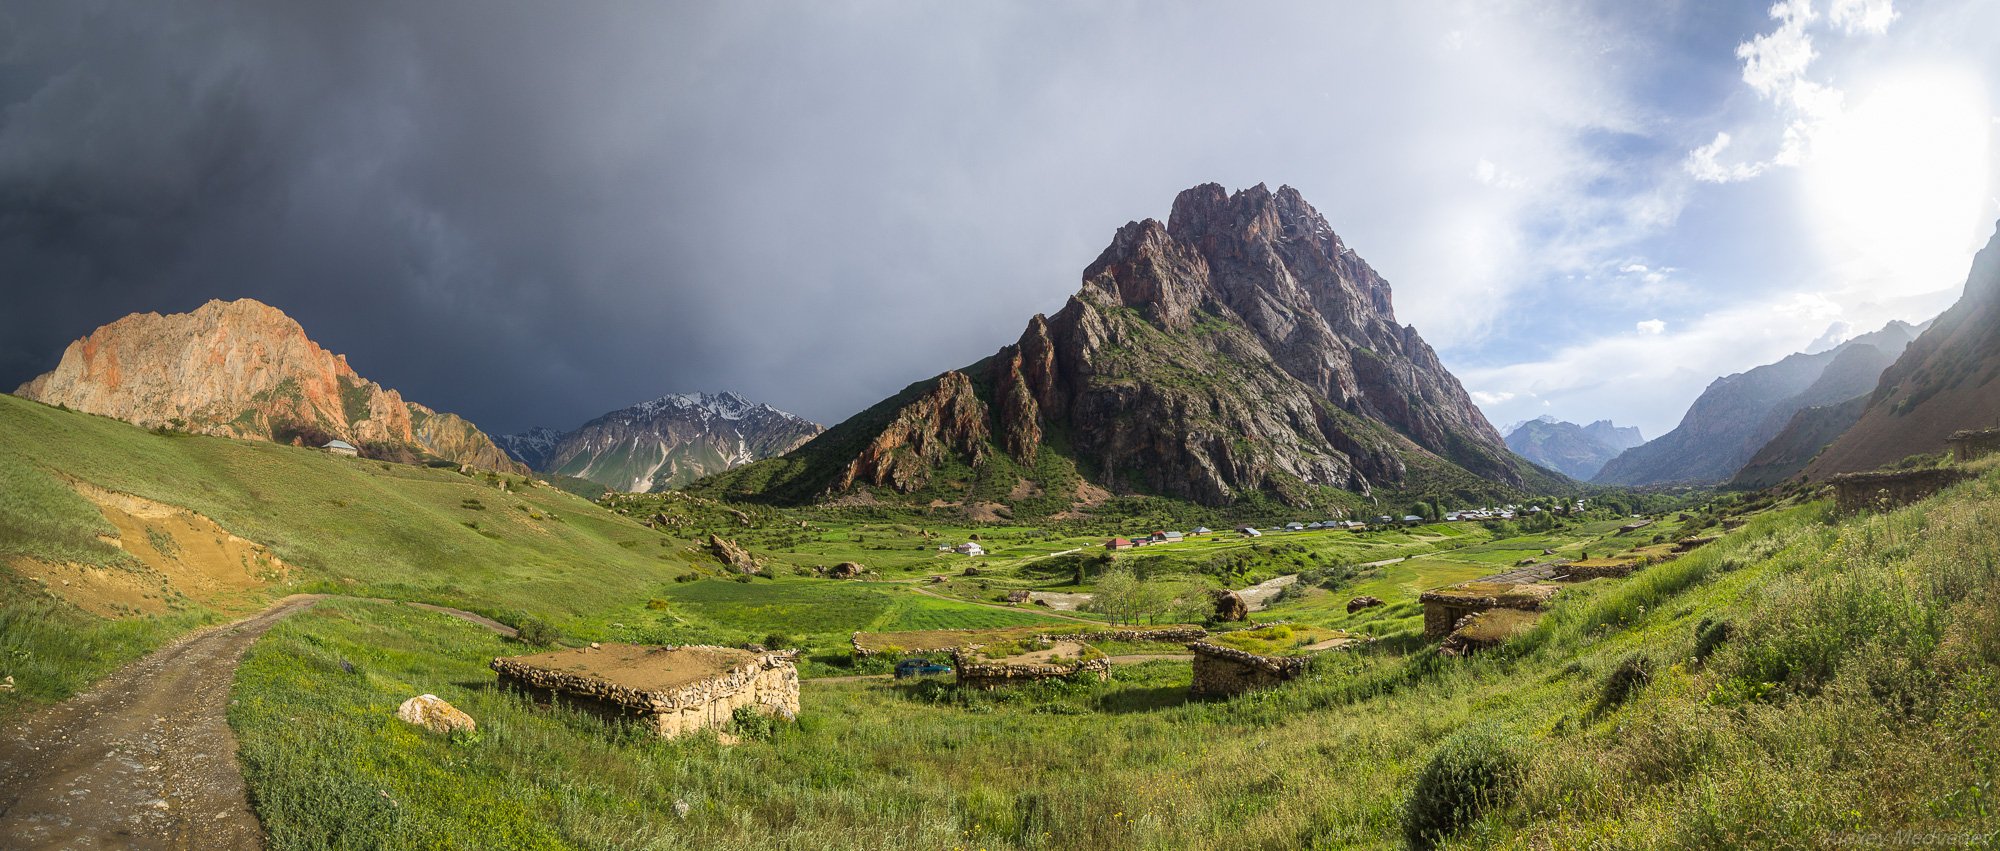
[13, 298, 523, 472]
[1592, 319, 1923, 487]
[1803, 222, 2000, 478]
[691, 182, 1556, 512]
[1503, 417, 1643, 480]
[500, 393, 822, 492]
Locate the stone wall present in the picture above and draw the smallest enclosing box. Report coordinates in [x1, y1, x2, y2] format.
[1949, 429, 2000, 463]
[492, 647, 798, 739]
[1418, 583, 1559, 640]
[1033, 627, 1208, 644]
[1188, 642, 1312, 697]
[950, 649, 1110, 690]
[1831, 468, 1968, 514]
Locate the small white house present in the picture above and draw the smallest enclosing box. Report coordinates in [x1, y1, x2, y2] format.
[1238, 527, 1262, 538]
[954, 542, 985, 557]
[1284, 522, 1306, 532]
[1192, 527, 1213, 535]
[322, 439, 359, 458]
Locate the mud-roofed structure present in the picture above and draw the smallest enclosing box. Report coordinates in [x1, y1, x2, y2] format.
[492, 643, 798, 738]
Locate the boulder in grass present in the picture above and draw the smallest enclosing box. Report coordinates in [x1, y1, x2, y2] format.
[396, 694, 475, 734]
[1213, 589, 1249, 622]
[1346, 596, 1385, 614]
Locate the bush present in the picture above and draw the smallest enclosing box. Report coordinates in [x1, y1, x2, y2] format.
[1693, 617, 1732, 662]
[730, 705, 782, 741]
[514, 616, 560, 647]
[1401, 726, 1522, 849]
[1593, 652, 1653, 715]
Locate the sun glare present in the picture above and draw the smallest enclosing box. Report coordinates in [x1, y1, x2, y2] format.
[1804, 68, 1994, 294]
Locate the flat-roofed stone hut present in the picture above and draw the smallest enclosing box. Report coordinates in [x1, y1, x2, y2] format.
[951, 640, 1109, 690]
[1419, 581, 1560, 640]
[1949, 428, 2000, 463]
[1188, 627, 1358, 697]
[492, 643, 798, 738]
[1830, 468, 1968, 514]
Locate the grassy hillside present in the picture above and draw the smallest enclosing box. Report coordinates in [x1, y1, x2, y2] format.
[221, 467, 2000, 848]
[0, 393, 698, 711]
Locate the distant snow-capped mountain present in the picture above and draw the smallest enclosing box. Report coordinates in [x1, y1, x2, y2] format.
[500, 392, 823, 492]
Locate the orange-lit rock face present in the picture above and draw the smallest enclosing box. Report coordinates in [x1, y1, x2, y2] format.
[16, 298, 523, 472]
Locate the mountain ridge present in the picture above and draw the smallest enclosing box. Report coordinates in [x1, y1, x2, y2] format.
[13, 298, 523, 473]
[1592, 319, 1921, 487]
[1503, 417, 1642, 480]
[503, 392, 822, 492]
[692, 182, 1555, 510]
[1805, 221, 2000, 477]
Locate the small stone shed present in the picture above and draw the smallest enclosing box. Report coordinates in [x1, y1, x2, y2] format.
[1186, 635, 1358, 697]
[1830, 468, 1968, 514]
[1419, 581, 1560, 640]
[1949, 428, 2000, 463]
[492, 643, 798, 739]
[951, 641, 1109, 690]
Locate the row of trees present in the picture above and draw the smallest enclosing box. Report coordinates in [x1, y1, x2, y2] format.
[1084, 568, 1213, 625]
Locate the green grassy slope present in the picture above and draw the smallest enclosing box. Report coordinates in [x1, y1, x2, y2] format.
[224, 473, 2000, 849]
[0, 393, 696, 711]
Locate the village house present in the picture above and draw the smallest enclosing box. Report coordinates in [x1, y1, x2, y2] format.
[1106, 537, 1134, 550]
[954, 541, 985, 557]
[1150, 530, 1184, 543]
[1419, 580, 1560, 641]
[1191, 526, 1213, 535]
[1284, 522, 1306, 532]
[322, 439, 359, 458]
[491, 643, 799, 739]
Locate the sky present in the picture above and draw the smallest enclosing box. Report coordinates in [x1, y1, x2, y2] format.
[1, 1, 1996, 440]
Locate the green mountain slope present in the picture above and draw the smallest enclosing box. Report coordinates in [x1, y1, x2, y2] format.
[0, 392, 694, 710]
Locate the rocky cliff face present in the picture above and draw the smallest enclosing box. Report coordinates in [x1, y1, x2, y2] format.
[1806, 222, 2000, 477]
[1593, 320, 1920, 487]
[513, 393, 822, 492]
[1503, 417, 1643, 481]
[14, 298, 524, 472]
[695, 183, 1543, 509]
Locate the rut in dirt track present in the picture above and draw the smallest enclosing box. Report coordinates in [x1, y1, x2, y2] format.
[0, 594, 513, 850]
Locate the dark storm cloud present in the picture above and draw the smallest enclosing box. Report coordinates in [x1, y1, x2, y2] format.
[1, 1, 1722, 435]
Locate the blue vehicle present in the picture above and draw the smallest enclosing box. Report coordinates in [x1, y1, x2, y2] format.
[894, 659, 952, 679]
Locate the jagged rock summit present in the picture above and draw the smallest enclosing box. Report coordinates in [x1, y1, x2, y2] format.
[14, 298, 524, 472]
[504, 392, 823, 492]
[695, 183, 1544, 509]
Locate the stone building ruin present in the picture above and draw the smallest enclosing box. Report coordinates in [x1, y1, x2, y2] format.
[492, 643, 798, 739]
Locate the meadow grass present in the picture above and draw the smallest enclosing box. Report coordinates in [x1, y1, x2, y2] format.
[226, 475, 2000, 849]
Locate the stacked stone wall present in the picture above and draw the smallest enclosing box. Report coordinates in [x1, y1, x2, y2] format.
[492, 647, 798, 739]
[1187, 642, 1312, 697]
[1831, 468, 1967, 514]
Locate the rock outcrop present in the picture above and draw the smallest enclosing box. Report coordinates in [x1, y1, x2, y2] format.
[692, 183, 1546, 508]
[1806, 222, 2000, 477]
[707, 534, 762, 574]
[14, 298, 524, 472]
[503, 393, 822, 492]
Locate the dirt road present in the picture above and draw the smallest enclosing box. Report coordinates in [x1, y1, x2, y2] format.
[0, 595, 513, 850]
[0, 594, 326, 850]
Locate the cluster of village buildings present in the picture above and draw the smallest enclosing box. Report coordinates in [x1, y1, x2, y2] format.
[922, 499, 1594, 558]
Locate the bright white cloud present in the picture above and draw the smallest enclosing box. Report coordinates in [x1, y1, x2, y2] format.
[1686, 132, 1767, 183]
[1635, 319, 1666, 334]
[1830, 0, 1898, 34]
[1470, 390, 1516, 405]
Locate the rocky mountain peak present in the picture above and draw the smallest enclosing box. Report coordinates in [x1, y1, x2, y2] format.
[696, 181, 1544, 509]
[15, 298, 522, 472]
